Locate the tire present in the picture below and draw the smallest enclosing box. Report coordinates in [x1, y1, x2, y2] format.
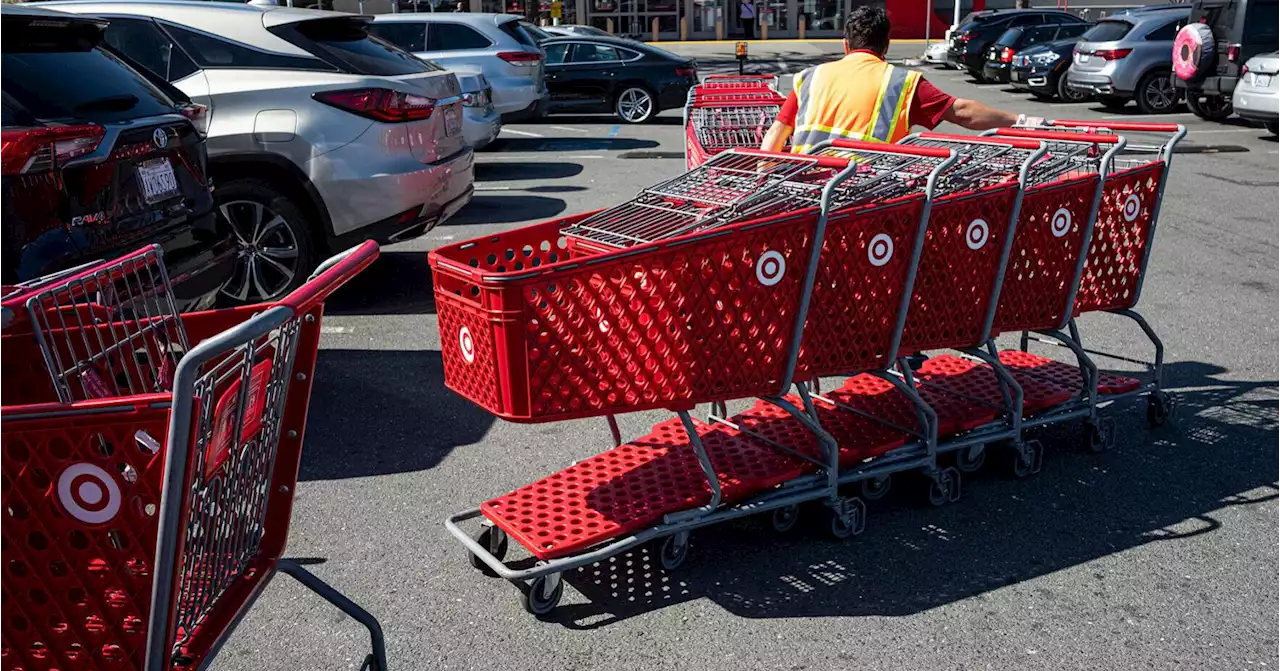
[1099, 95, 1129, 111]
[615, 85, 656, 124]
[1056, 73, 1089, 102]
[216, 179, 316, 305]
[1134, 71, 1179, 115]
[1187, 93, 1234, 121]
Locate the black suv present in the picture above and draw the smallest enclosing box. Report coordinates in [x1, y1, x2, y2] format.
[1, 5, 234, 307]
[982, 22, 1092, 84]
[949, 9, 1090, 81]
[1173, 0, 1280, 120]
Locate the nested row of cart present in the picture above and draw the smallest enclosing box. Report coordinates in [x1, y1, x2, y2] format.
[434, 120, 1183, 615]
[684, 74, 787, 169]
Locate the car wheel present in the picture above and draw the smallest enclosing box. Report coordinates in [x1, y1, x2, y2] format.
[1134, 71, 1179, 114]
[1099, 95, 1129, 111]
[1186, 93, 1234, 121]
[216, 179, 316, 305]
[1056, 73, 1089, 102]
[615, 86, 656, 124]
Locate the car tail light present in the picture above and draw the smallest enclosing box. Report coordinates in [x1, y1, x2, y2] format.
[178, 102, 209, 135]
[1094, 48, 1132, 60]
[675, 66, 697, 78]
[314, 88, 435, 123]
[1000, 47, 1015, 63]
[1, 124, 104, 176]
[498, 51, 542, 65]
[960, 33, 973, 42]
[1228, 45, 1241, 62]
[1241, 64, 1249, 75]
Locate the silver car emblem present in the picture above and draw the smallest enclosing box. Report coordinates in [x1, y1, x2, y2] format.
[152, 128, 168, 149]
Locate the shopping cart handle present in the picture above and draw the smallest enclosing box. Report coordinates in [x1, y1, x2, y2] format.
[827, 138, 954, 159]
[1049, 119, 1184, 134]
[915, 131, 1045, 150]
[993, 127, 1122, 144]
[279, 240, 380, 314]
[729, 147, 853, 169]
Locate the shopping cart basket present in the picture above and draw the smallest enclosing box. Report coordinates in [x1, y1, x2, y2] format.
[684, 78, 785, 169]
[698, 74, 779, 90]
[1, 242, 386, 671]
[982, 120, 1187, 429]
[442, 142, 960, 615]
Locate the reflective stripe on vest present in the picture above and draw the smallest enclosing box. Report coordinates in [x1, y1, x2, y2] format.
[790, 54, 920, 154]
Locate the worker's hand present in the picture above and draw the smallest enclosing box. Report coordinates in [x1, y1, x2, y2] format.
[1015, 114, 1049, 128]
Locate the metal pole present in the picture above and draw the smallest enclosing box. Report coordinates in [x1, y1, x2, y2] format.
[952, 0, 960, 31]
[924, 0, 930, 48]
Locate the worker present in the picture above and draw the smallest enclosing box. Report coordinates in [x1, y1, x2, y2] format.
[761, 6, 1042, 153]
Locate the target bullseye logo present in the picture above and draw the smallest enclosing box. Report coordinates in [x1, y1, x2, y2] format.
[966, 219, 990, 250]
[1122, 194, 1141, 222]
[1051, 208, 1072, 238]
[57, 463, 121, 525]
[459, 326, 475, 364]
[868, 233, 894, 267]
[756, 250, 786, 286]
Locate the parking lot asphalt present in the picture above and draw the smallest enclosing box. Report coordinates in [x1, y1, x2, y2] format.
[215, 52, 1279, 671]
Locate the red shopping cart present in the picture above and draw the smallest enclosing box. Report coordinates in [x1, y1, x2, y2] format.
[684, 78, 785, 169]
[1, 242, 385, 671]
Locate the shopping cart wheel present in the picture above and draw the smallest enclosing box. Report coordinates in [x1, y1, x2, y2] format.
[955, 444, 987, 473]
[769, 504, 801, 533]
[467, 525, 508, 577]
[821, 497, 865, 540]
[859, 475, 892, 502]
[926, 470, 960, 508]
[521, 573, 564, 616]
[1008, 440, 1044, 479]
[1082, 418, 1116, 454]
[1146, 391, 1177, 428]
[658, 532, 691, 571]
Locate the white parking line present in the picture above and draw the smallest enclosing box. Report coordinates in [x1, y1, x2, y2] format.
[500, 128, 544, 137]
[1101, 112, 1198, 119]
[320, 326, 352, 334]
[550, 126, 589, 133]
[1187, 128, 1261, 133]
[482, 154, 605, 160]
[474, 185, 513, 191]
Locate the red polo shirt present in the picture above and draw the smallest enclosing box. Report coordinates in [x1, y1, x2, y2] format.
[776, 51, 956, 130]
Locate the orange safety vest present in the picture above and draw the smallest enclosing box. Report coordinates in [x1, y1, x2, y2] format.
[790, 52, 921, 154]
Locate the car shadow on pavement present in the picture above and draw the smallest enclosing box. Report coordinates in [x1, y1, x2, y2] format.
[494, 138, 660, 152]
[298, 348, 493, 481]
[445, 194, 567, 225]
[476, 161, 584, 181]
[322, 251, 436, 317]
[541, 362, 1278, 629]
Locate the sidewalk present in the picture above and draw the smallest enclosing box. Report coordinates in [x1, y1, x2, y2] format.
[661, 40, 930, 73]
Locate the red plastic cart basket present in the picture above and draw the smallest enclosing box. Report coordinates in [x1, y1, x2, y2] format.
[684, 79, 785, 169]
[1, 242, 385, 671]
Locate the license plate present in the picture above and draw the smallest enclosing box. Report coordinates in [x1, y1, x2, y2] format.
[444, 105, 462, 137]
[137, 158, 179, 203]
[1012, 70, 1023, 82]
[1075, 53, 1089, 65]
[1257, 74, 1272, 87]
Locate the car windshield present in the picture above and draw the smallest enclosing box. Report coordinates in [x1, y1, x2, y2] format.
[519, 21, 554, 41]
[1081, 19, 1133, 42]
[2, 16, 177, 124]
[994, 27, 1023, 46]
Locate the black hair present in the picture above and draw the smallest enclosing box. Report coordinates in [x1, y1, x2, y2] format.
[844, 5, 892, 54]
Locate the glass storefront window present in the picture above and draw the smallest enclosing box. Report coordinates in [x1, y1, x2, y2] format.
[693, 0, 722, 32]
[801, 0, 843, 31]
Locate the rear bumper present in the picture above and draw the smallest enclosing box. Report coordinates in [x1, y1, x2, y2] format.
[1175, 75, 1240, 96]
[1234, 89, 1280, 120]
[983, 62, 1011, 83]
[492, 79, 548, 117]
[1066, 70, 1121, 96]
[325, 151, 474, 249]
[463, 105, 502, 149]
[501, 92, 551, 123]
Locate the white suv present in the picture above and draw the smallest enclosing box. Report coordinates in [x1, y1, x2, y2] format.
[36, 1, 475, 303]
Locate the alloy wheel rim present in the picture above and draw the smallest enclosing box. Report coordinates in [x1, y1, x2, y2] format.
[1146, 76, 1175, 110]
[618, 88, 652, 122]
[219, 199, 299, 303]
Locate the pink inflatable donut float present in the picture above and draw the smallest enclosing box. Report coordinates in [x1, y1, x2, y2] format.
[1174, 23, 1215, 81]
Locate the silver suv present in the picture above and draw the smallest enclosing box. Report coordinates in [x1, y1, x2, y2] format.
[1066, 5, 1190, 114]
[36, 1, 475, 303]
[370, 13, 549, 122]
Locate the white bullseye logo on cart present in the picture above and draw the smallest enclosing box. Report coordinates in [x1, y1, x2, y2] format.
[1051, 208, 1072, 238]
[966, 219, 990, 251]
[756, 250, 786, 286]
[868, 233, 894, 267]
[459, 326, 475, 364]
[1122, 194, 1141, 222]
[57, 462, 121, 525]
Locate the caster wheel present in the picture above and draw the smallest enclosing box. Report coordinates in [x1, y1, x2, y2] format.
[770, 504, 801, 533]
[468, 525, 508, 576]
[927, 478, 950, 507]
[955, 444, 986, 473]
[658, 533, 690, 571]
[1147, 391, 1176, 428]
[1083, 418, 1115, 454]
[825, 508, 856, 540]
[860, 475, 892, 501]
[1008, 441, 1042, 479]
[520, 574, 564, 616]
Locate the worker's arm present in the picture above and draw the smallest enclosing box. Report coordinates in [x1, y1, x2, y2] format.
[760, 121, 793, 153]
[942, 98, 1022, 131]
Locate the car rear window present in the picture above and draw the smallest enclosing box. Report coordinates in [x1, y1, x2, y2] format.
[427, 22, 493, 50]
[1081, 19, 1133, 42]
[1246, 0, 1278, 43]
[2, 17, 178, 125]
[272, 17, 431, 76]
[368, 22, 427, 52]
[995, 27, 1023, 46]
[498, 19, 537, 46]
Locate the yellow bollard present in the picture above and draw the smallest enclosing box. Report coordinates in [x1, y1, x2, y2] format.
[760, 17, 767, 40]
[606, 17, 614, 34]
[680, 16, 688, 40]
[798, 19, 805, 40]
[652, 16, 659, 41]
[716, 18, 724, 40]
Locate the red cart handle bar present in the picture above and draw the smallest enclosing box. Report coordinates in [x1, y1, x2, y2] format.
[915, 131, 1046, 150]
[1048, 119, 1183, 133]
[993, 128, 1122, 145]
[826, 138, 955, 159]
